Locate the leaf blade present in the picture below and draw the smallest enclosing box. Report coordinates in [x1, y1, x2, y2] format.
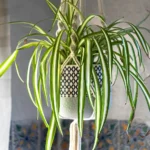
[85, 39, 94, 109]
[78, 63, 86, 136]
[50, 31, 64, 134]
[0, 50, 19, 77]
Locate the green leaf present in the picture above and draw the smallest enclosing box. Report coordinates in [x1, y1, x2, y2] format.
[50, 31, 64, 135]
[116, 56, 150, 110]
[78, 62, 86, 136]
[92, 67, 101, 150]
[57, 54, 61, 110]
[15, 61, 24, 83]
[28, 17, 53, 35]
[85, 39, 94, 109]
[114, 57, 149, 110]
[113, 57, 134, 109]
[95, 39, 110, 130]
[65, 1, 84, 22]
[33, 46, 49, 128]
[80, 47, 85, 65]
[9, 21, 52, 42]
[127, 41, 139, 131]
[18, 33, 54, 45]
[40, 47, 53, 106]
[127, 23, 149, 54]
[101, 29, 113, 79]
[37, 75, 41, 121]
[130, 71, 150, 110]
[83, 31, 103, 39]
[50, 2, 68, 32]
[78, 39, 85, 48]
[92, 39, 110, 150]
[127, 32, 143, 66]
[107, 17, 124, 29]
[120, 36, 135, 109]
[139, 26, 150, 34]
[68, 0, 73, 24]
[45, 112, 57, 150]
[113, 27, 143, 66]
[120, 36, 130, 83]
[16, 37, 50, 53]
[40, 62, 48, 105]
[78, 15, 105, 36]
[70, 0, 80, 24]
[46, 0, 68, 29]
[38, 75, 42, 100]
[0, 50, 19, 77]
[136, 12, 150, 27]
[112, 65, 118, 86]
[46, 0, 57, 14]
[26, 46, 38, 108]
[18, 41, 48, 50]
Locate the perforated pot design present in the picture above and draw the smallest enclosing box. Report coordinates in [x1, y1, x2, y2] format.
[59, 65, 102, 120]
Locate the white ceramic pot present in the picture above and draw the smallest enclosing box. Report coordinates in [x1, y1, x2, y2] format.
[59, 65, 103, 120]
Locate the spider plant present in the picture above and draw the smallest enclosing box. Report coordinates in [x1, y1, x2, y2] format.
[0, 0, 150, 149]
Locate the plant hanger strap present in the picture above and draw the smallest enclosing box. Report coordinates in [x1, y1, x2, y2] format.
[79, 0, 85, 17]
[69, 120, 81, 150]
[97, 0, 104, 16]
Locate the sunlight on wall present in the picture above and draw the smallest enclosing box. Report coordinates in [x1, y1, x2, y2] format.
[0, 0, 11, 149]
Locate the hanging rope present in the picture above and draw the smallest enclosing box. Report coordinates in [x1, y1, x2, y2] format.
[56, 0, 66, 36]
[58, 0, 104, 149]
[69, 120, 81, 150]
[69, 0, 83, 149]
[98, 0, 104, 16]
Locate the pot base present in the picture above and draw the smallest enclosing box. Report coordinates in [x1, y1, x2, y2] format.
[59, 97, 94, 120]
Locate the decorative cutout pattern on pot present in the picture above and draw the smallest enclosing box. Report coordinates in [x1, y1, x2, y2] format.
[60, 65, 102, 98]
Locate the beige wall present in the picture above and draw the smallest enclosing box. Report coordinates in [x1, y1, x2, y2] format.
[83, 0, 150, 125]
[101, 0, 150, 125]
[0, 0, 11, 149]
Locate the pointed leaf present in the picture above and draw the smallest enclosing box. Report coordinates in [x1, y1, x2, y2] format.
[101, 29, 113, 79]
[0, 50, 19, 77]
[45, 112, 57, 150]
[33, 46, 49, 127]
[50, 31, 64, 134]
[92, 39, 110, 150]
[85, 39, 94, 108]
[78, 15, 105, 36]
[92, 67, 101, 150]
[78, 63, 86, 136]
[15, 61, 24, 83]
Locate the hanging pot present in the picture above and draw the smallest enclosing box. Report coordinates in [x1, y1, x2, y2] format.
[59, 65, 103, 120]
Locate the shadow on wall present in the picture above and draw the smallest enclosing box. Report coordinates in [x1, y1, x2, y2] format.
[9, 119, 150, 150]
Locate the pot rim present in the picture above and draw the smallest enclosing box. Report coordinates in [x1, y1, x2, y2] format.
[61, 64, 101, 67]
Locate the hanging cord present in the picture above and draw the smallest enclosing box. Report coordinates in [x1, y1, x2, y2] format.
[97, 0, 106, 27]
[69, 0, 82, 65]
[56, 0, 66, 36]
[97, 0, 104, 16]
[69, 120, 81, 150]
[69, 1, 83, 150]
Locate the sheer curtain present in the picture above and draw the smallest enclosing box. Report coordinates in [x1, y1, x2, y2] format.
[0, 0, 11, 150]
